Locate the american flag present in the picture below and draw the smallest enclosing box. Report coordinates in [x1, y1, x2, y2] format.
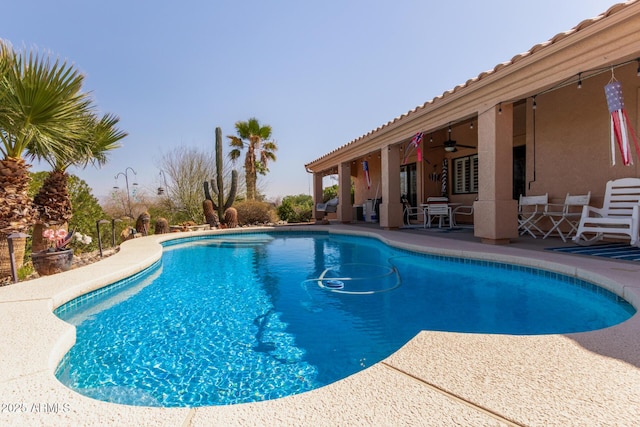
[605, 81, 639, 166]
[411, 132, 423, 162]
[403, 132, 423, 164]
[411, 132, 424, 145]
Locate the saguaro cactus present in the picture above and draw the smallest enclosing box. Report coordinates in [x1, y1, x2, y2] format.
[204, 126, 238, 227]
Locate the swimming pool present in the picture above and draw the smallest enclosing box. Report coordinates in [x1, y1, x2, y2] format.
[54, 231, 634, 407]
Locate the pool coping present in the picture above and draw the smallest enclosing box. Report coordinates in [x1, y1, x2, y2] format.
[1, 224, 639, 426]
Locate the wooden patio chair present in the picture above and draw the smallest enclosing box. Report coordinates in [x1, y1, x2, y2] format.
[573, 178, 640, 247]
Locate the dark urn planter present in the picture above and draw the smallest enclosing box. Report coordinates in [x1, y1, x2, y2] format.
[32, 249, 74, 276]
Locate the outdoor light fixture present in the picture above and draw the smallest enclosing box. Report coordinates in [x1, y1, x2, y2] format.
[577, 72, 582, 89]
[498, 103, 502, 114]
[157, 170, 168, 196]
[444, 126, 457, 152]
[7, 232, 28, 283]
[637, 58, 640, 76]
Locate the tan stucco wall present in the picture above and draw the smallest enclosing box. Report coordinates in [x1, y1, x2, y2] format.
[526, 61, 640, 206]
[352, 155, 382, 206]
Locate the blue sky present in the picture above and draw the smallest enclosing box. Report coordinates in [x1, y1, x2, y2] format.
[3, 0, 620, 202]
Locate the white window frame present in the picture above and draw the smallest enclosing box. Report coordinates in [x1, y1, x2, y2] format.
[452, 154, 478, 194]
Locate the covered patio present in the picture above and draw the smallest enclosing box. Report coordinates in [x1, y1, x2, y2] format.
[305, 1, 640, 245]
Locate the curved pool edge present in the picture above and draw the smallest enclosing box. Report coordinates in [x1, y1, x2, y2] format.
[1, 224, 640, 426]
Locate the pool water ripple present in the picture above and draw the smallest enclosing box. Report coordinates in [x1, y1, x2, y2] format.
[55, 232, 635, 407]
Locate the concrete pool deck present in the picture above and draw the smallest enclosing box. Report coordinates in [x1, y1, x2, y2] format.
[1, 224, 639, 426]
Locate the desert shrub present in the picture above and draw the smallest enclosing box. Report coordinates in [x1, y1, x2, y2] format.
[323, 184, 338, 202]
[234, 200, 276, 226]
[277, 194, 313, 223]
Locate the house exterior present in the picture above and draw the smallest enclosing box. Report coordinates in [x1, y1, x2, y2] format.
[304, 0, 640, 244]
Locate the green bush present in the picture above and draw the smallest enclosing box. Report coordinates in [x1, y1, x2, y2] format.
[277, 194, 313, 223]
[323, 184, 338, 202]
[234, 200, 277, 226]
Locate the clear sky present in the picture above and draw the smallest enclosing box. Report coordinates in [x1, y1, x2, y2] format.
[3, 0, 620, 202]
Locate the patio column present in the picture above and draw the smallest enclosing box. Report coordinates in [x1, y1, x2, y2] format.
[474, 103, 518, 244]
[380, 145, 403, 229]
[312, 172, 324, 221]
[337, 162, 353, 223]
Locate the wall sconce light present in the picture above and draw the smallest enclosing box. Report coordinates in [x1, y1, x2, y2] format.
[498, 103, 502, 114]
[532, 96, 537, 110]
[577, 72, 582, 89]
[636, 58, 640, 76]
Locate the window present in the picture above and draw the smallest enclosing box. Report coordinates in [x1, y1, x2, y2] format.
[400, 163, 417, 206]
[452, 154, 478, 194]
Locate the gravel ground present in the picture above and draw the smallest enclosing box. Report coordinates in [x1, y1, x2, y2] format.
[0, 247, 120, 286]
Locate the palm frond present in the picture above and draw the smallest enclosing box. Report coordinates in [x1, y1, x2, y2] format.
[2, 46, 94, 159]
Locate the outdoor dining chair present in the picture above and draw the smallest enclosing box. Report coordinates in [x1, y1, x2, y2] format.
[402, 196, 423, 226]
[518, 193, 548, 238]
[542, 192, 591, 242]
[424, 197, 452, 228]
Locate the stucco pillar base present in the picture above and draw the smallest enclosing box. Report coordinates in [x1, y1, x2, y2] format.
[473, 200, 518, 244]
[380, 202, 403, 229]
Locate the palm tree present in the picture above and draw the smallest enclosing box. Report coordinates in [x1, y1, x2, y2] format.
[0, 42, 94, 273]
[33, 113, 126, 226]
[228, 117, 277, 200]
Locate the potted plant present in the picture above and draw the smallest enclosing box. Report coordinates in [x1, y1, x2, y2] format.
[31, 229, 91, 276]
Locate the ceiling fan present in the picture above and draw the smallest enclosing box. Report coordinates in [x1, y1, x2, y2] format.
[434, 126, 476, 152]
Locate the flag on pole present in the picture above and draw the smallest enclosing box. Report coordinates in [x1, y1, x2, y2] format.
[363, 160, 371, 189]
[402, 132, 423, 164]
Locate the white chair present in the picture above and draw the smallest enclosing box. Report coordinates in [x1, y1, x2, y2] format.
[542, 192, 591, 242]
[402, 196, 423, 226]
[451, 205, 474, 226]
[573, 178, 640, 246]
[518, 194, 548, 238]
[425, 197, 452, 228]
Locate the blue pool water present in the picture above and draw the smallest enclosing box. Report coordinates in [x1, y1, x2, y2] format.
[55, 231, 635, 407]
